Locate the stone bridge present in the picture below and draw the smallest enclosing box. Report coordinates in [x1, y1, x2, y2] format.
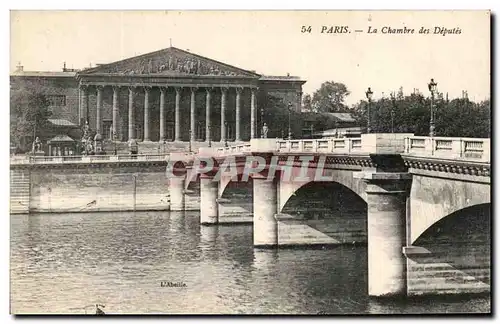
[167, 134, 490, 298]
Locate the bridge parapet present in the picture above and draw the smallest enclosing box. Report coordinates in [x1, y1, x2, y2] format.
[10, 154, 170, 165]
[404, 136, 490, 163]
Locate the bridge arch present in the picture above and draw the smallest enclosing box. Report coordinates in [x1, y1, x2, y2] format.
[409, 174, 490, 244]
[407, 203, 491, 295]
[279, 180, 368, 245]
[278, 169, 367, 213]
[413, 203, 491, 245]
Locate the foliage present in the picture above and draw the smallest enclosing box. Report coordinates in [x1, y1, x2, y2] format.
[351, 89, 490, 138]
[258, 93, 302, 138]
[311, 81, 350, 113]
[10, 82, 52, 151]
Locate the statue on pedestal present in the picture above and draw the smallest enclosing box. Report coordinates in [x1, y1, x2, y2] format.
[261, 123, 269, 139]
[128, 138, 138, 157]
[81, 121, 93, 155]
[94, 133, 104, 155]
[32, 137, 43, 154]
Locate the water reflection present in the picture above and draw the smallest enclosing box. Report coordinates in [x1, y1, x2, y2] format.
[10, 211, 489, 315]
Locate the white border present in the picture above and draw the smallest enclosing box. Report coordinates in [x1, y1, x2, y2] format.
[2, 1, 498, 323]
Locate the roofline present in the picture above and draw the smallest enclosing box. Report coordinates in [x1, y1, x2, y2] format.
[10, 71, 77, 77]
[77, 46, 261, 78]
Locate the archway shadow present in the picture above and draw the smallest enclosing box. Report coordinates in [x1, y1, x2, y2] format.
[280, 181, 367, 246]
[410, 203, 491, 290]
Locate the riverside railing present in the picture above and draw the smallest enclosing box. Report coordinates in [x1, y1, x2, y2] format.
[216, 143, 252, 155]
[10, 154, 169, 165]
[276, 138, 363, 154]
[404, 136, 490, 163]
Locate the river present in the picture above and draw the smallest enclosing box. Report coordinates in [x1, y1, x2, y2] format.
[10, 211, 490, 315]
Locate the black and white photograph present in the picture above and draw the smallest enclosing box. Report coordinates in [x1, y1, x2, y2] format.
[8, 10, 491, 315]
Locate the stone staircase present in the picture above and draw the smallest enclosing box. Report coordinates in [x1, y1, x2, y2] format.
[10, 169, 30, 214]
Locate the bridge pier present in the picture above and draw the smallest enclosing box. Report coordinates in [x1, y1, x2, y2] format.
[253, 174, 278, 247]
[200, 175, 219, 225]
[357, 172, 412, 297]
[169, 176, 186, 211]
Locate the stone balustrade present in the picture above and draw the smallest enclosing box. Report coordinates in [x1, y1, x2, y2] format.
[404, 136, 490, 163]
[10, 154, 169, 165]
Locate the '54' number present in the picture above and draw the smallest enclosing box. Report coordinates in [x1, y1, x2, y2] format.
[301, 26, 312, 33]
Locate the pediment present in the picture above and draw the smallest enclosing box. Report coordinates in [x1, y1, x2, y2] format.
[79, 47, 260, 78]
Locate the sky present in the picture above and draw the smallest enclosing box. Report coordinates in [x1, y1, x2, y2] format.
[10, 10, 490, 105]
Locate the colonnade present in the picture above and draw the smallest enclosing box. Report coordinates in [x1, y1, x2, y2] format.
[80, 85, 258, 142]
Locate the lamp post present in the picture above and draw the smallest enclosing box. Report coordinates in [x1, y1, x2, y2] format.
[428, 78, 437, 137]
[188, 130, 192, 152]
[208, 125, 212, 148]
[224, 121, 228, 147]
[260, 107, 264, 138]
[112, 131, 117, 155]
[390, 92, 396, 133]
[287, 102, 293, 140]
[365, 87, 373, 133]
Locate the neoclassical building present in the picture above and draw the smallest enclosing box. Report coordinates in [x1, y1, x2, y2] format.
[12, 47, 306, 145]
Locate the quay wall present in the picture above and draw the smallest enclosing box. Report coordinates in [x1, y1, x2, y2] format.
[12, 162, 170, 213]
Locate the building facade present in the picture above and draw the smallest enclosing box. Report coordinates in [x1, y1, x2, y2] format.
[11, 47, 306, 145]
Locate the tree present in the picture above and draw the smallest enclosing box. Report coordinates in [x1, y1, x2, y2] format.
[311, 81, 350, 113]
[351, 87, 491, 138]
[10, 83, 52, 151]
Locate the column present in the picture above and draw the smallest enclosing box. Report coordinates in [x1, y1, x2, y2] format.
[80, 85, 89, 125]
[143, 87, 151, 141]
[250, 88, 257, 139]
[159, 87, 166, 141]
[175, 87, 181, 141]
[200, 175, 218, 225]
[235, 87, 242, 141]
[205, 88, 212, 143]
[128, 87, 136, 140]
[112, 86, 119, 140]
[96, 86, 103, 135]
[169, 176, 185, 211]
[253, 174, 278, 247]
[190, 87, 196, 142]
[356, 172, 411, 297]
[220, 88, 227, 142]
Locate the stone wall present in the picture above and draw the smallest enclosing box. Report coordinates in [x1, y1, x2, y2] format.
[27, 163, 169, 213]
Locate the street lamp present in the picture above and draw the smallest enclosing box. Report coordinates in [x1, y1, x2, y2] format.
[287, 102, 293, 140]
[112, 131, 117, 155]
[188, 130, 192, 152]
[224, 121, 228, 147]
[260, 107, 264, 138]
[390, 92, 396, 133]
[365, 87, 373, 133]
[208, 125, 212, 148]
[428, 78, 438, 137]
